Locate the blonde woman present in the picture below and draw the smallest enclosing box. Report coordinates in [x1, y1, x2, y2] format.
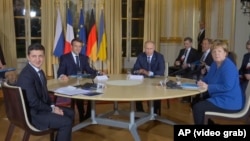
[192, 40, 244, 124]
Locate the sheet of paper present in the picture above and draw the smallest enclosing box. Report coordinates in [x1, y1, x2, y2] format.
[127, 74, 144, 80]
[54, 86, 92, 96]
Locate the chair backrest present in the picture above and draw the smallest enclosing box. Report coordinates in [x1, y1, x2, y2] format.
[240, 82, 250, 117]
[2, 82, 41, 132]
[53, 64, 59, 79]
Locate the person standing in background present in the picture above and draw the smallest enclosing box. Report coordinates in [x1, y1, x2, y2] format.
[197, 21, 205, 55]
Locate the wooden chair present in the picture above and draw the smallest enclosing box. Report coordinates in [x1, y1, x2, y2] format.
[204, 82, 250, 124]
[2, 82, 56, 141]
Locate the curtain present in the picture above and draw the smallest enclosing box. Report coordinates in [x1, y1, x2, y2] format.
[0, 0, 17, 68]
[144, 0, 161, 51]
[104, 0, 122, 74]
[41, 0, 66, 76]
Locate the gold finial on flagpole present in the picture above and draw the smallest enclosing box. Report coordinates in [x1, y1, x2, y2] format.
[67, 0, 70, 9]
[79, 0, 83, 8]
[55, 0, 59, 7]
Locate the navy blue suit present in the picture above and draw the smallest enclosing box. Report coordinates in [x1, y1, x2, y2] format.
[191, 51, 213, 79]
[58, 52, 97, 122]
[175, 48, 199, 65]
[170, 48, 199, 78]
[239, 53, 250, 93]
[132, 51, 165, 76]
[17, 63, 74, 141]
[57, 52, 97, 77]
[132, 51, 165, 114]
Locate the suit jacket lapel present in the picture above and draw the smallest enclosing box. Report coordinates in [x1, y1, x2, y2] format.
[28, 64, 48, 102]
[150, 54, 156, 68]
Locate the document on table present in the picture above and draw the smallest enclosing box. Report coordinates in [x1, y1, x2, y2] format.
[54, 86, 93, 96]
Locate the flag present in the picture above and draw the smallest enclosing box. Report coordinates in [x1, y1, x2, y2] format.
[76, 8, 87, 55]
[64, 8, 74, 54]
[97, 10, 107, 61]
[86, 9, 97, 62]
[53, 8, 64, 57]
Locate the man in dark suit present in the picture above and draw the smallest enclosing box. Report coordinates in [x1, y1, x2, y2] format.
[171, 37, 199, 103]
[171, 37, 199, 78]
[57, 38, 99, 122]
[17, 43, 74, 141]
[191, 38, 213, 80]
[197, 21, 205, 54]
[132, 40, 165, 114]
[239, 39, 250, 93]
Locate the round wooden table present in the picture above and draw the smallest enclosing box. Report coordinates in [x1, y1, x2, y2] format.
[48, 74, 206, 141]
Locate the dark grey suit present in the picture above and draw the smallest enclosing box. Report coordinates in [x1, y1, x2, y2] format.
[17, 63, 74, 141]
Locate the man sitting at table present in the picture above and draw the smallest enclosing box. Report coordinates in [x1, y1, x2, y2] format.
[17, 43, 74, 141]
[132, 40, 165, 114]
[57, 38, 100, 122]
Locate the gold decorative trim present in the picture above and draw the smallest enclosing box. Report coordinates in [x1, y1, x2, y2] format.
[160, 37, 182, 43]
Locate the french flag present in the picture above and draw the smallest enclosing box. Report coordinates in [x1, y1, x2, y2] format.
[53, 8, 64, 57]
[64, 8, 74, 54]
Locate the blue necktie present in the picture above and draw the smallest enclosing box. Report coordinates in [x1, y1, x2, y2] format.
[200, 52, 206, 62]
[147, 56, 151, 71]
[38, 70, 48, 101]
[75, 56, 81, 71]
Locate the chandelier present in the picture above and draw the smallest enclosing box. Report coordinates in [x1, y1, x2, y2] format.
[241, 0, 250, 24]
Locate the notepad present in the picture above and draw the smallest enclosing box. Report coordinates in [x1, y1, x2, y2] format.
[181, 83, 199, 90]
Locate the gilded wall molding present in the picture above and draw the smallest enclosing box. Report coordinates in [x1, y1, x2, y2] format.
[160, 37, 182, 44]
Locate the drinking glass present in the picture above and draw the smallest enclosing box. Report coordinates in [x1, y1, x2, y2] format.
[77, 71, 82, 84]
[176, 75, 181, 85]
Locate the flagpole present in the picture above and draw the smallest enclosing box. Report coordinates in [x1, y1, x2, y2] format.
[101, 4, 104, 72]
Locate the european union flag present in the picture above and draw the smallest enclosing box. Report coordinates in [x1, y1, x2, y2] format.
[77, 8, 87, 55]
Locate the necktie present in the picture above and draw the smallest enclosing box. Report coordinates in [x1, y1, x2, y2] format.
[147, 56, 151, 71]
[200, 52, 206, 62]
[183, 49, 188, 63]
[38, 70, 48, 101]
[75, 56, 81, 71]
[38, 70, 46, 86]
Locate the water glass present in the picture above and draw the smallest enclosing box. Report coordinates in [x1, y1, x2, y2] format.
[176, 75, 181, 85]
[77, 71, 82, 84]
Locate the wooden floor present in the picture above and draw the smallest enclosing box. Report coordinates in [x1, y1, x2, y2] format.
[0, 97, 245, 141]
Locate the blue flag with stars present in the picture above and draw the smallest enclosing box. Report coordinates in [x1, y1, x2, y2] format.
[77, 8, 87, 55]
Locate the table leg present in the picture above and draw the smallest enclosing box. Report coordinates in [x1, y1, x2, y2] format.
[129, 101, 140, 141]
[113, 101, 119, 115]
[72, 100, 97, 132]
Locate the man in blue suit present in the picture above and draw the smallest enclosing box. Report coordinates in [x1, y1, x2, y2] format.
[57, 38, 99, 122]
[132, 40, 165, 114]
[191, 38, 213, 80]
[17, 43, 74, 141]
